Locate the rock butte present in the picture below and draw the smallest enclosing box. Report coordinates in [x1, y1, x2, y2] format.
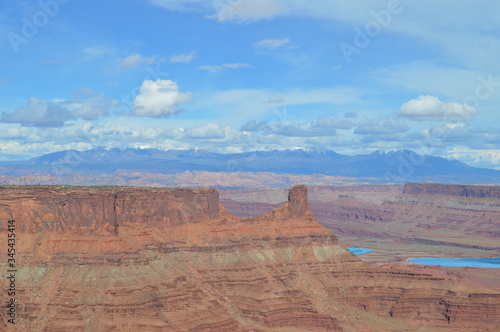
[0, 185, 499, 331]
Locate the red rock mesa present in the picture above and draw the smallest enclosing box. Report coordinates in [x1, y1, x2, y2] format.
[0, 185, 498, 331]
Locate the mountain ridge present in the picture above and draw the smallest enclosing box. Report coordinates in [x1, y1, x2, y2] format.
[0, 147, 498, 184]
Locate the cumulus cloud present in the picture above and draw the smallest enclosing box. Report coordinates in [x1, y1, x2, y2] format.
[358, 132, 426, 144]
[138, 126, 184, 140]
[269, 125, 336, 137]
[130, 80, 193, 118]
[311, 116, 355, 130]
[71, 96, 116, 120]
[429, 124, 476, 143]
[241, 117, 352, 137]
[253, 38, 294, 51]
[1, 97, 73, 127]
[354, 118, 409, 135]
[241, 120, 266, 132]
[0, 95, 115, 127]
[398, 95, 477, 121]
[264, 122, 338, 137]
[96, 125, 185, 141]
[198, 63, 253, 71]
[0, 126, 43, 141]
[448, 148, 500, 169]
[188, 123, 225, 139]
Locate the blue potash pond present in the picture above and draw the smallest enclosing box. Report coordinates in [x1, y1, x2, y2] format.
[409, 257, 500, 268]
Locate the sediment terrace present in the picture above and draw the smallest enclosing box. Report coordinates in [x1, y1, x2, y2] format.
[0, 185, 499, 331]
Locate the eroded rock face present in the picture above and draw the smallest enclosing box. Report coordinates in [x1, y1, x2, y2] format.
[404, 183, 500, 198]
[288, 184, 309, 217]
[0, 186, 220, 235]
[0, 185, 499, 331]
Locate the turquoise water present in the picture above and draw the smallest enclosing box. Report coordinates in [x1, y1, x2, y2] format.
[347, 248, 373, 255]
[347, 247, 500, 268]
[409, 257, 500, 269]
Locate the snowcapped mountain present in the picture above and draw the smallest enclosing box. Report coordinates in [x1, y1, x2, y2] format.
[1, 148, 498, 184]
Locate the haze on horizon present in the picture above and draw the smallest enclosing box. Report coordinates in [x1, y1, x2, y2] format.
[1, 1, 499, 170]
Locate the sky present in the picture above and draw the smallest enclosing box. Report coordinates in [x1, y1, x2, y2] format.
[1, 0, 500, 169]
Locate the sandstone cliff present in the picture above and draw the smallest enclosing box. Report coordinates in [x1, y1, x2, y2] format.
[404, 183, 500, 198]
[0, 185, 499, 331]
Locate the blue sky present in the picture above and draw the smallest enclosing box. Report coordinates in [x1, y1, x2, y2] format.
[1, 0, 500, 169]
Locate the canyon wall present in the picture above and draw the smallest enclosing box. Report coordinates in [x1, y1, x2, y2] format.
[0, 185, 499, 331]
[403, 183, 500, 198]
[0, 186, 220, 235]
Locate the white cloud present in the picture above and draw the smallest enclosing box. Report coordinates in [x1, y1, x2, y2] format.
[198, 63, 253, 71]
[0, 140, 95, 160]
[354, 118, 409, 135]
[139, 126, 184, 140]
[130, 80, 193, 118]
[398, 95, 477, 122]
[0, 94, 115, 127]
[242, 116, 353, 137]
[149, 1, 500, 75]
[266, 95, 284, 103]
[119, 54, 144, 67]
[207, 0, 288, 23]
[188, 123, 225, 139]
[312, 117, 354, 130]
[0, 126, 42, 141]
[1, 97, 72, 127]
[2, 116, 499, 169]
[71, 96, 116, 120]
[117, 54, 163, 68]
[264, 122, 338, 137]
[253, 38, 294, 51]
[429, 124, 474, 143]
[81, 45, 113, 60]
[241, 120, 266, 132]
[447, 148, 500, 169]
[148, 0, 210, 11]
[169, 52, 196, 63]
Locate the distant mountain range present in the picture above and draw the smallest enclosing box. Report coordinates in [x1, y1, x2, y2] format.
[0, 147, 498, 184]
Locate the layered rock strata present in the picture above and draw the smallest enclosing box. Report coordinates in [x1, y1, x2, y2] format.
[0, 185, 499, 331]
[403, 183, 500, 198]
